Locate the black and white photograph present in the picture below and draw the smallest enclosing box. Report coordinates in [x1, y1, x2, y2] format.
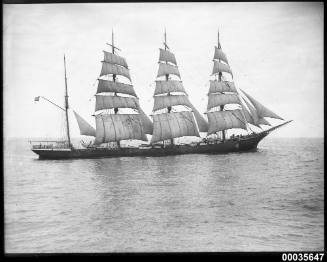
[3, 2, 324, 255]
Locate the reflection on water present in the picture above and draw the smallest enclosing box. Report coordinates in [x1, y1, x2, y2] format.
[4, 138, 324, 252]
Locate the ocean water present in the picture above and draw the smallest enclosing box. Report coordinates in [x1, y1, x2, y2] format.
[4, 137, 324, 252]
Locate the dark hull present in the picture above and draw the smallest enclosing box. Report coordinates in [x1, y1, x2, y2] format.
[32, 131, 269, 160]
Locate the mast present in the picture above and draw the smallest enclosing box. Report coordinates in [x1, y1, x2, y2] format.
[94, 32, 152, 145]
[63, 55, 72, 148]
[111, 30, 119, 147]
[217, 30, 226, 142]
[151, 30, 208, 144]
[164, 29, 174, 146]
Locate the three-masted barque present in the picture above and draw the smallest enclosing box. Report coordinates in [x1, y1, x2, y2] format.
[31, 30, 291, 159]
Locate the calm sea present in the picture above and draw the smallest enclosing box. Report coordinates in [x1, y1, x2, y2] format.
[4, 137, 324, 252]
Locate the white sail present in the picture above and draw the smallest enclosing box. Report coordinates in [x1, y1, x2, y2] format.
[209, 80, 237, 94]
[189, 104, 209, 132]
[95, 95, 139, 111]
[207, 93, 241, 110]
[153, 95, 192, 111]
[241, 89, 284, 120]
[214, 47, 228, 64]
[157, 63, 181, 78]
[154, 80, 186, 95]
[151, 111, 200, 143]
[207, 109, 247, 134]
[241, 101, 255, 126]
[73, 111, 96, 137]
[212, 61, 233, 77]
[103, 51, 128, 69]
[242, 97, 271, 127]
[97, 79, 137, 97]
[159, 48, 177, 65]
[136, 106, 154, 134]
[258, 117, 271, 126]
[100, 62, 131, 81]
[95, 114, 147, 144]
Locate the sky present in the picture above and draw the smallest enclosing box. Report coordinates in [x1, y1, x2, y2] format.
[3, 2, 324, 139]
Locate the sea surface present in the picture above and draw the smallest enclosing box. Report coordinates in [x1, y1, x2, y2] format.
[4, 137, 324, 252]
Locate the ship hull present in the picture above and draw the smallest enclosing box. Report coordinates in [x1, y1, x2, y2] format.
[32, 131, 269, 160]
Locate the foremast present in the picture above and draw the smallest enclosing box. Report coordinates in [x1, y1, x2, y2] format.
[94, 30, 153, 146]
[151, 30, 208, 145]
[207, 30, 287, 140]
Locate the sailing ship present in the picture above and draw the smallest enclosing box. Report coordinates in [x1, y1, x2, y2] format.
[31, 30, 291, 159]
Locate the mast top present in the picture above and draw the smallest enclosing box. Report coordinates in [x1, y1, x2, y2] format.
[106, 29, 121, 54]
[163, 28, 169, 50]
[217, 28, 221, 49]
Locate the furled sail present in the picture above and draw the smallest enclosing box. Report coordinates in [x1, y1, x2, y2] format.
[153, 95, 192, 111]
[214, 47, 229, 64]
[154, 80, 186, 95]
[157, 63, 181, 78]
[207, 109, 247, 134]
[189, 104, 209, 132]
[97, 79, 137, 97]
[136, 105, 153, 134]
[94, 114, 147, 144]
[95, 95, 139, 111]
[209, 80, 237, 94]
[241, 89, 284, 120]
[212, 61, 233, 77]
[151, 111, 200, 143]
[207, 93, 241, 110]
[100, 62, 131, 81]
[73, 111, 96, 137]
[159, 48, 177, 65]
[103, 50, 128, 69]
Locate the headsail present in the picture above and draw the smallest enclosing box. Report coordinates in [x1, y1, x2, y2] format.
[73, 111, 96, 137]
[241, 89, 284, 120]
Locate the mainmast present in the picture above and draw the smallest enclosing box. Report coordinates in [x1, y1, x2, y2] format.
[150, 30, 208, 145]
[63, 55, 72, 148]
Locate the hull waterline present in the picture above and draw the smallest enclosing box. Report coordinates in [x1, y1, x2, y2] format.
[32, 131, 269, 160]
[31, 121, 291, 160]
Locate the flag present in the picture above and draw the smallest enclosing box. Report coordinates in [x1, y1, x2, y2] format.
[34, 96, 40, 102]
